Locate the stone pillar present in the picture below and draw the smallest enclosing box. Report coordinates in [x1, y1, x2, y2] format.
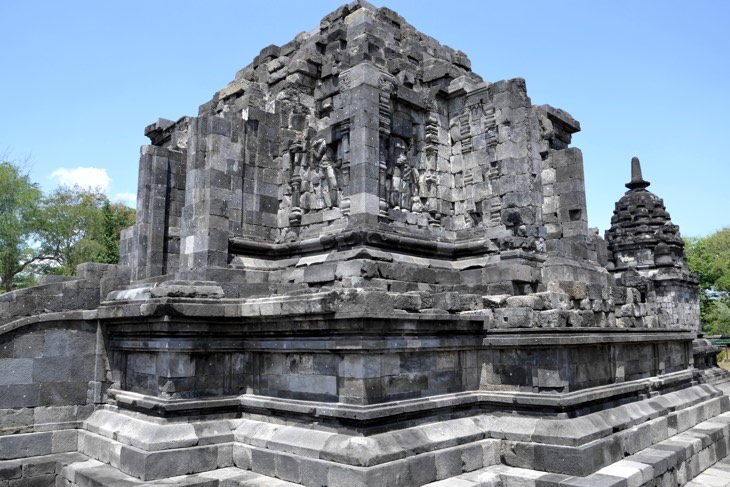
[545, 147, 588, 239]
[488, 79, 543, 236]
[339, 64, 384, 228]
[179, 116, 242, 272]
[124, 145, 183, 280]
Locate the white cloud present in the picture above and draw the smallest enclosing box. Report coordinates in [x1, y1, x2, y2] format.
[113, 192, 137, 207]
[50, 166, 111, 192]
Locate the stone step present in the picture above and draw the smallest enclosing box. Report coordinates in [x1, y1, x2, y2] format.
[424, 411, 730, 487]
[57, 460, 304, 486]
[421, 469, 501, 486]
[0, 451, 88, 486]
[684, 455, 730, 487]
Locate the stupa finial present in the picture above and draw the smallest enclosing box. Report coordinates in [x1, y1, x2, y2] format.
[625, 156, 651, 190]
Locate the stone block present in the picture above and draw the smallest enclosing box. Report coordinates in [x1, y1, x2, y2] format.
[12, 333, 45, 359]
[297, 457, 331, 486]
[42, 330, 94, 359]
[32, 357, 72, 383]
[0, 463, 21, 480]
[249, 446, 277, 478]
[339, 355, 382, 379]
[403, 452, 437, 486]
[0, 385, 40, 409]
[326, 463, 368, 487]
[537, 368, 567, 389]
[51, 429, 78, 454]
[118, 444, 220, 481]
[39, 382, 88, 407]
[434, 446, 462, 480]
[459, 442, 486, 472]
[0, 359, 34, 386]
[559, 473, 629, 487]
[33, 406, 77, 427]
[22, 458, 58, 477]
[0, 408, 33, 435]
[303, 264, 336, 284]
[114, 421, 198, 452]
[275, 452, 302, 483]
[156, 353, 195, 379]
[627, 448, 673, 477]
[494, 308, 535, 328]
[503, 436, 622, 477]
[506, 295, 545, 310]
[0, 432, 52, 460]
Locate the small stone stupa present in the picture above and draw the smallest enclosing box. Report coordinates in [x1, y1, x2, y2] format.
[606, 157, 700, 327]
[0, 2, 728, 486]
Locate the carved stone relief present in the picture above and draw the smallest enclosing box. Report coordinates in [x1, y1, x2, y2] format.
[279, 121, 351, 229]
[385, 136, 420, 212]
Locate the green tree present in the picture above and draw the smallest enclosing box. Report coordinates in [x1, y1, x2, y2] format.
[0, 161, 44, 292]
[95, 200, 136, 265]
[36, 186, 135, 276]
[36, 185, 107, 275]
[0, 162, 137, 292]
[705, 300, 730, 337]
[685, 229, 730, 292]
[685, 228, 730, 335]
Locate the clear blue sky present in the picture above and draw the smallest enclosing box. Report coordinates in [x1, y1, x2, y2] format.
[1, 0, 728, 237]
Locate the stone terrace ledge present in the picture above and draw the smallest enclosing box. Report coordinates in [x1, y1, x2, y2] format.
[76, 383, 728, 480]
[108, 369, 701, 423]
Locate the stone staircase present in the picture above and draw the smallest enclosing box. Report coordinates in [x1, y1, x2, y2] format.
[58, 462, 302, 487]
[5, 411, 729, 486]
[3, 387, 729, 486]
[423, 412, 730, 486]
[0, 454, 303, 487]
[685, 455, 730, 487]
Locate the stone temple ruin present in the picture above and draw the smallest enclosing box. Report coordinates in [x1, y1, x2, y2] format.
[1, 2, 729, 485]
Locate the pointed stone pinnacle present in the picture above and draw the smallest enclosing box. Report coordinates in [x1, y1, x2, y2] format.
[625, 156, 650, 190]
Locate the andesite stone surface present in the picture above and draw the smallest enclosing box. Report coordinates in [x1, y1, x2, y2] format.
[1, 1, 728, 486]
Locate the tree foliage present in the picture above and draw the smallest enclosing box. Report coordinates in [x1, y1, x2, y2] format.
[685, 228, 730, 336]
[36, 186, 136, 276]
[0, 160, 136, 291]
[36, 186, 108, 275]
[0, 162, 44, 292]
[97, 200, 136, 265]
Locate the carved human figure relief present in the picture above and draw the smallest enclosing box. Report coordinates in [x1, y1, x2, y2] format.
[386, 137, 419, 211]
[300, 153, 323, 212]
[295, 137, 342, 213]
[312, 137, 340, 209]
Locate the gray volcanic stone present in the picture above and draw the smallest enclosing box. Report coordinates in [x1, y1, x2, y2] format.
[0, 1, 726, 486]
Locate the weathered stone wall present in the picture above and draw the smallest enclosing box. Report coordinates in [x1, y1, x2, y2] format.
[541, 146, 586, 241]
[0, 321, 104, 413]
[110, 349, 250, 400]
[118, 4, 584, 281]
[0, 317, 107, 471]
[255, 349, 481, 404]
[0, 264, 125, 464]
[656, 280, 702, 330]
[0, 264, 129, 328]
[479, 338, 690, 393]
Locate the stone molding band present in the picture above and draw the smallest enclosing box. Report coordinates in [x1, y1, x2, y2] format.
[229, 229, 533, 260]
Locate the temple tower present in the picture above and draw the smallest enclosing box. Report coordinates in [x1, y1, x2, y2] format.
[606, 157, 700, 330]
